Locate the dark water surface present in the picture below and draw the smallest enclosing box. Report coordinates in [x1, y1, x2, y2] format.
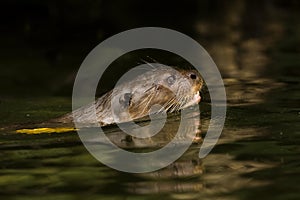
[1, 72, 299, 200]
[1, 1, 300, 200]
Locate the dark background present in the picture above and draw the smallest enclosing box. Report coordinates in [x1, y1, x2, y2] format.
[1, 0, 299, 96]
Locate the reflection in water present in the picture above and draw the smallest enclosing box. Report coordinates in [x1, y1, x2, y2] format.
[0, 127, 274, 199]
[223, 78, 285, 106]
[101, 105, 201, 149]
[125, 148, 273, 196]
[0, 98, 278, 199]
[119, 125, 275, 197]
[0, 88, 298, 199]
[194, 0, 287, 108]
[74, 105, 202, 173]
[127, 150, 204, 194]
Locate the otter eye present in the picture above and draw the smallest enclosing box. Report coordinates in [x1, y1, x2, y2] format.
[167, 75, 176, 85]
[189, 73, 197, 80]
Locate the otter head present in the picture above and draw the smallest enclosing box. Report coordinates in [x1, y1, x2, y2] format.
[113, 66, 203, 121]
[163, 68, 202, 102]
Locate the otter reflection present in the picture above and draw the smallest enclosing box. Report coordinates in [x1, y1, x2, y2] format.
[127, 149, 204, 194]
[96, 104, 202, 149]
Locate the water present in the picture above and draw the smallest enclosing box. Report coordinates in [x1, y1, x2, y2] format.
[0, 73, 299, 200]
[1, 1, 300, 199]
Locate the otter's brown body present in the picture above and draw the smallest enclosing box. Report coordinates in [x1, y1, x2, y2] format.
[56, 66, 203, 127]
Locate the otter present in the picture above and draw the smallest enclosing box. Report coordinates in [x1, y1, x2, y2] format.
[55, 65, 203, 127]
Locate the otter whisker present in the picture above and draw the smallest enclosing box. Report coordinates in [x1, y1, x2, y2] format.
[143, 83, 159, 93]
[138, 92, 153, 109]
[168, 98, 181, 112]
[140, 59, 157, 70]
[140, 89, 157, 114]
[176, 95, 188, 111]
[154, 95, 177, 114]
[146, 56, 160, 64]
[137, 85, 158, 107]
[161, 97, 177, 113]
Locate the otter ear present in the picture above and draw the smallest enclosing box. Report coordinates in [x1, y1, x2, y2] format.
[119, 92, 132, 108]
